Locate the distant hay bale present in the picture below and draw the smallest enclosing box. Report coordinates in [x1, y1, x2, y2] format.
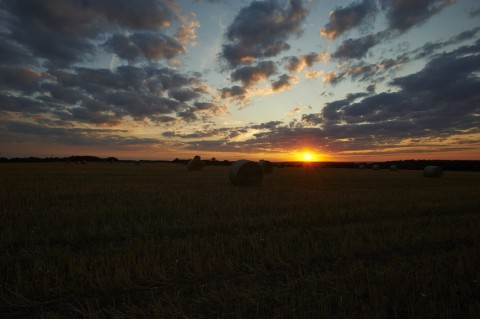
[187, 155, 203, 171]
[259, 160, 274, 174]
[359, 164, 365, 169]
[372, 164, 380, 170]
[81, 160, 86, 165]
[135, 161, 141, 165]
[423, 166, 443, 177]
[390, 165, 399, 171]
[229, 160, 263, 186]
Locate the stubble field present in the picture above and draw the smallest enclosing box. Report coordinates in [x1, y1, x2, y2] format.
[1, 162, 479, 318]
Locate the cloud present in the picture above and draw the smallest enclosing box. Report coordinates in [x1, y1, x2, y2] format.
[305, 70, 324, 79]
[285, 52, 329, 72]
[174, 20, 200, 45]
[0, 63, 220, 127]
[314, 43, 480, 136]
[230, 61, 277, 87]
[220, 0, 309, 68]
[1, 120, 159, 146]
[0, 66, 42, 93]
[331, 31, 390, 59]
[271, 74, 297, 92]
[185, 42, 480, 156]
[89, 0, 178, 30]
[0, 0, 189, 66]
[103, 32, 185, 62]
[380, 0, 455, 33]
[322, 71, 345, 85]
[326, 27, 477, 86]
[220, 86, 247, 100]
[320, 0, 377, 40]
[0, 34, 36, 65]
[169, 88, 201, 102]
[250, 120, 283, 130]
[327, 1, 456, 62]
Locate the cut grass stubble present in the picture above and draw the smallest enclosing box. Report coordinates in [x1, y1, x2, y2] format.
[1, 163, 479, 318]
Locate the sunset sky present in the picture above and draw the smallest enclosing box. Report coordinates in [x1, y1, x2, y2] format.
[1, 0, 479, 162]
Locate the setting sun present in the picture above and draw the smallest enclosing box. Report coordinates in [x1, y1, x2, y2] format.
[304, 153, 312, 161]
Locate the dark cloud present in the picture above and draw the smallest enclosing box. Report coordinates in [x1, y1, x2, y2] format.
[0, 62, 219, 127]
[409, 27, 480, 60]
[102, 91, 183, 119]
[313, 44, 480, 139]
[89, 0, 177, 30]
[169, 88, 201, 102]
[327, 0, 456, 63]
[320, 0, 377, 40]
[324, 57, 407, 85]
[220, 0, 309, 68]
[230, 61, 277, 87]
[0, 34, 36, 65]
[0, 66, 42, 93]
[380, 0, 454, 33]
[326, 27, 479, 86]
[177, 109, 199, 122]
[187, 43, 480, 155]
[322, 71, 346, 85]
[0, 94, 49, 113]
[220, 86, 247, 100]
[271, 74, 296, 92]
[332, 31, 390, 59]
[162, 120, 283, 141]
[250, 121, 283, 130]
[0, 0, 185, 66]
[41, 83, 88, 105]
[103, 32, 185, 61]
[2, 120, 159, 146]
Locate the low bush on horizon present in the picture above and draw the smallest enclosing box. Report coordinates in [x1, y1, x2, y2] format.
[1, 163, 479, 318]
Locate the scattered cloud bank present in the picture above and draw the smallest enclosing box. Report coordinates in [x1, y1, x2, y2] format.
[167, 41, 480, 157]
[0, 0, 479, 159]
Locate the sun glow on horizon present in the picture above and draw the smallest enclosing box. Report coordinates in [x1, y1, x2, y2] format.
[292, 150, 329, 162]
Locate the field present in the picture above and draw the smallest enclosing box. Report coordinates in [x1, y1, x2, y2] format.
[1, 162, 480, 318]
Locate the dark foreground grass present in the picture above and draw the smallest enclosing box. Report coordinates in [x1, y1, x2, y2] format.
[1, 163, 479, 318]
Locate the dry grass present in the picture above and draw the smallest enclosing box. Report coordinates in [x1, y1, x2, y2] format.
[1, 163, 479, 318]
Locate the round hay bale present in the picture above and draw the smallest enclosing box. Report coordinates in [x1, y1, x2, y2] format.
[259, 160, 274, 174]
[423, 166, 443, 177]
[359, 164, 365, 169]
[229, 160, 263, 186]
[390, 165, 398, 171]
[187, 157, 203, 171]
[372, 164, 380, 170]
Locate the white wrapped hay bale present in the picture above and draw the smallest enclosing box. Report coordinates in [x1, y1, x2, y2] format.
[423, 166, 443, 177]
[390, 165, 398, 171]
[372, 164, 380, 170]
[187, 155, 203, 171]
[359, 164, 365, 169]
[259, 160, 274, 174]
[229, 160, 263, 186]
